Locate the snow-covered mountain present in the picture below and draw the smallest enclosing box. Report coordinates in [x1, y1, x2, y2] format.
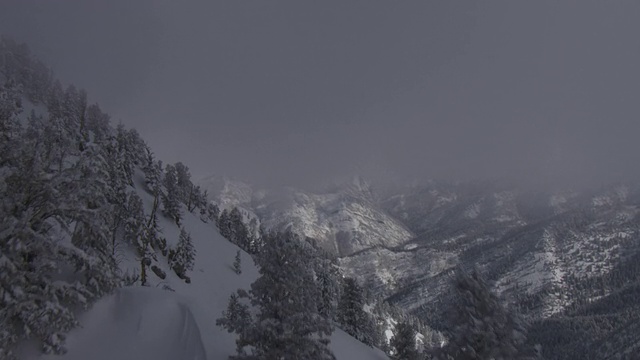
[199, 176, 413, 256]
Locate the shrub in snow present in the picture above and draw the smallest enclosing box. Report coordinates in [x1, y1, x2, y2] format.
[151, 265, 167, 280]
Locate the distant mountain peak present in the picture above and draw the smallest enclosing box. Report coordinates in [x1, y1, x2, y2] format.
[198, 176, 412, 257]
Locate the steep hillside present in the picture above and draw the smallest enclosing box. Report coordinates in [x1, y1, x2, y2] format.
[24, 181, 389, 360]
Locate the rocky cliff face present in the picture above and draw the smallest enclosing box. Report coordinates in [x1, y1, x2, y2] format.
[199, 176, 413, 256]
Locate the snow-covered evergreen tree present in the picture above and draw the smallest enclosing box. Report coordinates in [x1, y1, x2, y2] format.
[197, 195, 215, 222]
[217, 208, 231, 238]
[187, 184, 203, 212]
[174, 161, 192, 203]
[217, 291, 252, 355]
[123, 193, 145, 246]
[338, 277, 376, 347]
[391, 321, 420, 360]
[69, 141, 120, 297]
[0, 80, 22, 167]
[442, 268, 530, 360]
[204, 202, 220, 224]
[246, 217, 262, 253]
[216, 207, 262, 254]
[142, 145, 162, 196]
[113, 123, 145, 185]
[230, 208, 249, 248]
[315, 256, 341, 321]
[233, 250, 242, 274]
[123, 193, 155, 285]
[146, 193, 167, 255]
[219, 230, 335, 359]
[162, 164, 182, 225]
[168, 228, 196, 278]
[84, 103, 111, 143]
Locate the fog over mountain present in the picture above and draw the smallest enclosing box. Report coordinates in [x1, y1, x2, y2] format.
[2, 0, 639, 188]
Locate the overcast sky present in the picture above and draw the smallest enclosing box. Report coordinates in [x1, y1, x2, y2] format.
[1, 1, 639, 188]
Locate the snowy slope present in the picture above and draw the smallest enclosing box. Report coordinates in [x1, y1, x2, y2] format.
[22, 173, 389, 360]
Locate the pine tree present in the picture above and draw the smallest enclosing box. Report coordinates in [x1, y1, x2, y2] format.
[233, 250, 242, 274]
[142, 145, 162, 196]
[84, 103, 111, 142]
[219, 231, 335, 359]
[316, 257, 341, 321]
[217, 208, 232, 238]
[62, 84, 85, 150]
[104, 160, 128, 257]
[123, 193, 145, 246]
[113, 124, 144, 185]
[338, 277, 376, 346]
[185, 182, 208, 214]
[162, 164, 182, 225]
[145, 192, 166, 255]
[0, 79, 23, 167]
[444, 268, 530, 360]
[216, 292, 252, 345]
[123, 193, 155, 285]
[174, 161, 193, 204]
[67, 141, 120, 298]
[235, 210, 252, 251]
[168, 228, 196, 279]
[206, 202, 221, 224]
[21, 49, 53, 103]
[197, 191, 213, 222]
[246, 217, 262, 254]
[391, 321, 420, 360]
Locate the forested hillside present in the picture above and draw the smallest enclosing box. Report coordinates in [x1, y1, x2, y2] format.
[0, 36, 216, 358]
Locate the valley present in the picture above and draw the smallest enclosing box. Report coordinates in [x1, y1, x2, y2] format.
[202, 176, 640, 359]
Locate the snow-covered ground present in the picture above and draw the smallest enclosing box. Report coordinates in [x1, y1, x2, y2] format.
[21, 174, 388, 360]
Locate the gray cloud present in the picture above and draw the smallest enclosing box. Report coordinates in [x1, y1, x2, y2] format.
[2, 1, 639, 189]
